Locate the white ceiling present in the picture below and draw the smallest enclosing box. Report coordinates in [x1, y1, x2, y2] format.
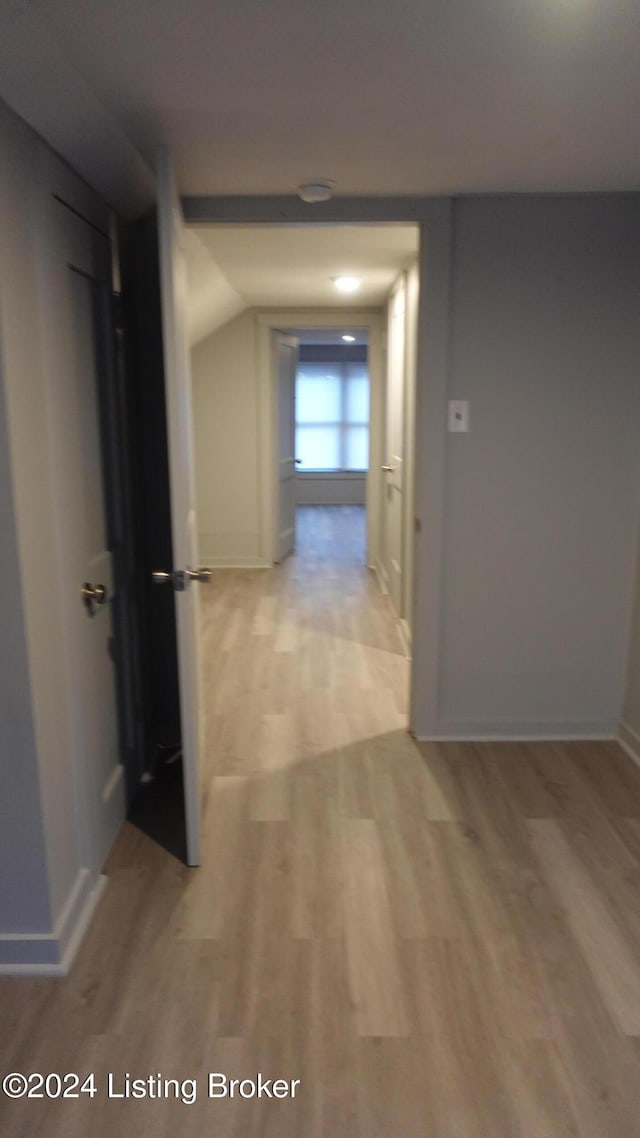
[1, 1, 639, 215]
[293, 328, 369, 346]
[192, 225, 419, 306]
[185, 224, 417, 345]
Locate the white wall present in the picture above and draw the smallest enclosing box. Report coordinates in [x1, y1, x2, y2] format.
[192, 310, 265, 566]
[184, 228, 245, 347]
[419, 195, 640, 738]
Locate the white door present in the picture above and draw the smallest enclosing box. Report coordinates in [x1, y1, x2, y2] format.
[274, 332, 298, 562]
[39, 196, 125, 877]
[156, 148, 208, 866]
[382, 276, 406, 616]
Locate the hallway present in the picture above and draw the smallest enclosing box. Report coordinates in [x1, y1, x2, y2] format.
[4, 506, 640, 1136]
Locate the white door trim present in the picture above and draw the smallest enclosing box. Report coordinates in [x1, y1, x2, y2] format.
[408, 207, 453, 737]
[255, 308, 385, 569]
[156, 147, 203, 867]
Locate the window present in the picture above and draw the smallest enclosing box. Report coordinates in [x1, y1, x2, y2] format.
[295, 361, 369, 471]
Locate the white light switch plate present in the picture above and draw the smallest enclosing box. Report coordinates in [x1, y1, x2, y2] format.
[448, 400, 470, 432]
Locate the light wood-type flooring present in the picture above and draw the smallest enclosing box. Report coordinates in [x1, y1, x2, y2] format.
[4, 505, 640, 1136]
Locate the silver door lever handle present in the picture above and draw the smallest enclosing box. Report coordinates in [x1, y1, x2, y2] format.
[186, 567, 212, 583]
[152, 568, 212, 589]
[152, 570, 174, 585]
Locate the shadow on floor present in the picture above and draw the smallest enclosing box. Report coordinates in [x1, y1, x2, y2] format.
[127, 753, 187, 864]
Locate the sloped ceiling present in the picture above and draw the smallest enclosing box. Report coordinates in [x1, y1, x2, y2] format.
[184, 230, 246, 346]
[185, 224, 418, 345]
[1, 1, 639, 217]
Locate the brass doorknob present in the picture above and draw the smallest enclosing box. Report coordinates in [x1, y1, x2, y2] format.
[81, 582, 107, 613]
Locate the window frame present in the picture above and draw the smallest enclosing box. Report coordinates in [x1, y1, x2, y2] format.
[295, 359, 370, 473]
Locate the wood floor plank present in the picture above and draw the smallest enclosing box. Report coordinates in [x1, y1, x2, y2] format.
[289, 772, 342, 939]
[341, 818, 411, 1037]
[529, 817, 640, 1035]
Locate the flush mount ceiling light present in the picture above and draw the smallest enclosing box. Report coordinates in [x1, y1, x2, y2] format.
[333, 276, 361, 293]
[297, 180, 335, 203]
[342, 334, 356, 342]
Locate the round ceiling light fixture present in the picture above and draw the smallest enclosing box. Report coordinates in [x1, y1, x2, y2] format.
[342, 334, 356, 342]
[297, 179, 335, 204]
[333, 276, 362, 294]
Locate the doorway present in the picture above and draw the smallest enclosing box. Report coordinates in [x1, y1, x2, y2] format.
[270, 324, 375, 571]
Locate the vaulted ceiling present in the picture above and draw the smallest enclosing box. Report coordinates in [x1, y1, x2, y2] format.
[1, 1, 639, 217]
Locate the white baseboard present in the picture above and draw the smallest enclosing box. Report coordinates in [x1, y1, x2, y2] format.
[397, 618, 412, 660]
[199, 557, 272, 569]
[373, 560, 388, 595]
[617, 721, 640, 770]
[415, 718, 618, 742]
[0, 871, 107, 976]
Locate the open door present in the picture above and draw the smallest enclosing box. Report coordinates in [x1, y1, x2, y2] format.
[381, 275, 406, 617]
[274, 332, 299, 562]
[155, 148, 209, 866]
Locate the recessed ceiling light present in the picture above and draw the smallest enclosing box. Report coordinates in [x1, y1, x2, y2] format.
[342, 334, 356, 342]
[333, 276, 361, 293]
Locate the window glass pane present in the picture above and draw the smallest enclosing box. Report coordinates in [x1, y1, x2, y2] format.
[296, 367, 342, 422]
[346, 370, 369, 423]
[345, 426, 369, 470]
[296, 426, 341, 470]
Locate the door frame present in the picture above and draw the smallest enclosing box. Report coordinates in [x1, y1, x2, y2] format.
[256, 309, 385, 569]
[156, 147, 204, 867]
[272, 330, 299, 562]
[184, 199, 453, 740]
[379, 271, 407, 615]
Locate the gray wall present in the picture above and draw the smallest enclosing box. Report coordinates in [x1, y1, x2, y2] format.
[0, 101, 55, 938]
[0, 98, 114, 967]
[435, 196, 640, 735]
[0, 346, 50, 933]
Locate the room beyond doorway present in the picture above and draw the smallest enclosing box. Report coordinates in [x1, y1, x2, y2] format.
[275, 328, 371, 566]
[187, 221, 421, 727]
[186, 223, 418, 580]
